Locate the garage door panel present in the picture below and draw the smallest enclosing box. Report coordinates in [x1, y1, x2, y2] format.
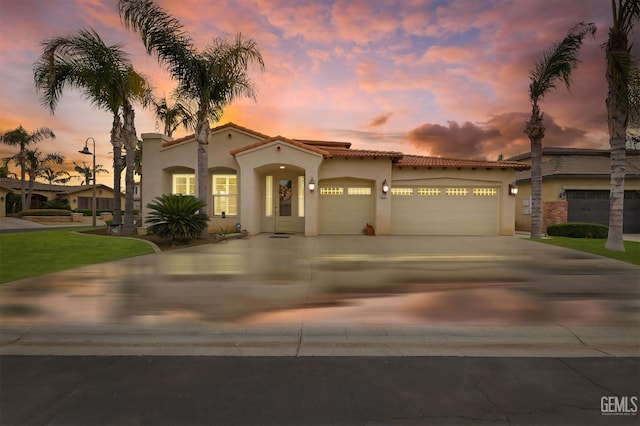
[391, 187, 499, 235]
[319, 181, 373, 234]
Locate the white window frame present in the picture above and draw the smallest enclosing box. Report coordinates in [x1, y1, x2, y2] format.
[212, 174, 237, 216]
[172, 174, 195, 196]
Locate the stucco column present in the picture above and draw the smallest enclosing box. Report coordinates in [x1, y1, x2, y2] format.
[304, 165, 321, 236]
[140, 133, 171, 227]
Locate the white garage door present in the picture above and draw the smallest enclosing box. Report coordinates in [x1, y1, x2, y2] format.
[318, 181, 373, 234]
[391, 186, 499, 235]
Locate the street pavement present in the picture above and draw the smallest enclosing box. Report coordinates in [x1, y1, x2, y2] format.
[1, 224, 639, 424]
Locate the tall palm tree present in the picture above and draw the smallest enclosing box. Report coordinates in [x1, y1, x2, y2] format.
[605, 0, 640, 251]
[525, 22, 596, 238]
[118, 0, 264, 238]
[33, 28, 151, 235]
[153, 92, 195, 138]
[0, 125, 55, 211]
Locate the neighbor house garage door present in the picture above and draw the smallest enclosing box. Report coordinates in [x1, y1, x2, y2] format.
[318, 180, 373, 234]
[567, 190, 640, 233]
[391, 186, 499, 235]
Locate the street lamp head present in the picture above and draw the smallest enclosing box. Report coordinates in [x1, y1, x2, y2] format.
[78, 146, 92, 155]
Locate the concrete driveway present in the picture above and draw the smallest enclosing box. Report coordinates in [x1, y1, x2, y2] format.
[1, 234, 638, 356]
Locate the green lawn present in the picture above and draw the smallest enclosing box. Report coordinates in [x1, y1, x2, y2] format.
[0, 228, 156, 283]
[532, 237, 640, 266]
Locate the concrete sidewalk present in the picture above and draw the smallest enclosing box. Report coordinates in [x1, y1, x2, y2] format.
[0, 215, 106, 231]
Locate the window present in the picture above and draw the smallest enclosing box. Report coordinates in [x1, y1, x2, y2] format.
[418, 188, 440, 196]
[320, 187, 344, 195]
[391, 187, 413, 196]
[446, 188, 468, 196]
[265, 175, 273, 217]
[212, 174, 237, 216]
[172, 174, 195, 195]
[473, 188, 497, 196]
[298, 176, 305, 217]
[347, 187, 372, 195]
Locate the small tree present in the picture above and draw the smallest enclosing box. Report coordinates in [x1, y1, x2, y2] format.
[146, 194, 209, 244]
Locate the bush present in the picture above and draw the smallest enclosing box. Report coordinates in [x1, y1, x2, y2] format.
[547, 222, 608, 239]
[74, 209, 113, 216]
[19, 209, 72, 217]
[145, 194, 209, 244]
[43, 199, 71, 210]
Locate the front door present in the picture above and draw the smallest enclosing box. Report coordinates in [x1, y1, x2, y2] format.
[275, 177, 296, 233]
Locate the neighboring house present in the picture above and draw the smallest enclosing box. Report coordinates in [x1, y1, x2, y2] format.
[509, 148, 640, 233]
[0, 177, 124, 217]
[141, 122, 528, 236]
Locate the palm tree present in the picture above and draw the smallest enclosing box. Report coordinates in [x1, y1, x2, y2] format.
[40, 167, 71, 185]
[13, 149, 64, 209]
[33, 28, 151, 235]
[605, 0, 640, 252]
[118, 0, 264, 238]
[153, 92, 195, 138]
[525, 22, 596, 238]
[73, 161, 109, 185]
[0, 125, 55, 211]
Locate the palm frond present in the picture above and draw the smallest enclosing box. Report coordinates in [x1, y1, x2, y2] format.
[117, 0, 195, 83]
[529, 22, 597, 102]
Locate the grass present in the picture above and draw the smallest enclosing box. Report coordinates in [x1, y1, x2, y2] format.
[532, 237, 640, 266]
[0, 228, 156, 284]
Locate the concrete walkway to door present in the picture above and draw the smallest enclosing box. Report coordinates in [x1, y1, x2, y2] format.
[1, 234, 638, 357]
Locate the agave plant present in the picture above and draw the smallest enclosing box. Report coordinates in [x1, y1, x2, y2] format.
[146, 194, 209, 244]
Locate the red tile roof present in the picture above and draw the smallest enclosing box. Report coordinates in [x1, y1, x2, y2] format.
[294, 139, 352, 149]
[323, 147, 404, 160]
[397, 155, 530, 170]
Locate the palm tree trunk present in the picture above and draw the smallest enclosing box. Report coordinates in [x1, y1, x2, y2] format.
[195, 107, 210, 239]
[19, 145, 27, 211]
[525, 103, 545, 238]
[605, 69, 627, 252]
[122, 103, 137, 236]
[26, 177, 35, 210]
[111, 115, 124, 226]
[604, 20, 629, 252]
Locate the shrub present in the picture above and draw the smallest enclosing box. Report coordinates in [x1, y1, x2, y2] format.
[547, 222, 608, 239]
[145, 194, 209, 244]
[43, 199, 71, 210]
[19, 209, 72, 217]
[216, 225, 237, 235]
[74, 209, 113, 216]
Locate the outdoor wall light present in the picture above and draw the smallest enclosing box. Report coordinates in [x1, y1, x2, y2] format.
[382, 179, 390, 194]
[559, 190, 567, 200]
[308, 177, 315, 193]
[508, 182, 518, 196]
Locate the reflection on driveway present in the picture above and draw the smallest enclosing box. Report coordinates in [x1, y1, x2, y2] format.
[1, 235, 638, 330]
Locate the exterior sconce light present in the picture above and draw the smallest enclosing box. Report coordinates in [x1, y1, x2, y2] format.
[0, 196, 4, 202]
[559, 190, 567, 200]
[382, 179, 390, 194]
[508, 182, 518, 196]
[308, 177, 315, 193]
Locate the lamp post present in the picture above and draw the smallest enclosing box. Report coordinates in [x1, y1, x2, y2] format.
[79, 137, 96, 227]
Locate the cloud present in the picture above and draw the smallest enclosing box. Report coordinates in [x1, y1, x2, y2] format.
[368, 113, 393, 128]
[407, 112, 590, 160]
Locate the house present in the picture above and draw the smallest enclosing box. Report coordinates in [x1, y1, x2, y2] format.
[140, 123, 528, 236]
[0, 178, 124, 217]
[508, 148, 640, 233]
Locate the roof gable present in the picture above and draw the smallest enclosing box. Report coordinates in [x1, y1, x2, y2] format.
[230, 136, 330, 157]
[162, 122, 270, 148]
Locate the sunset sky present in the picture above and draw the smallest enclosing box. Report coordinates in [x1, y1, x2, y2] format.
[0, 0, 636, 186]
